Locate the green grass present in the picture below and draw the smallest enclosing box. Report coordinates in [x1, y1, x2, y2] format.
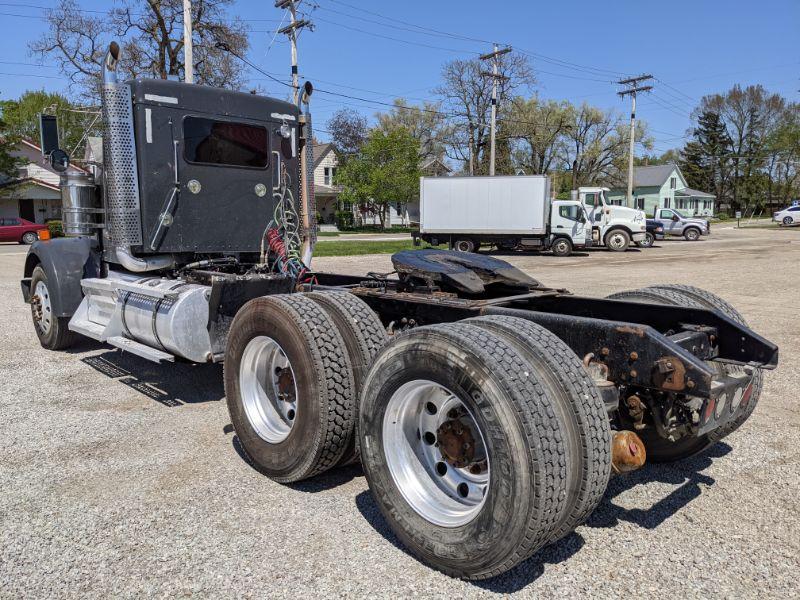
[313, 240, 442, 257]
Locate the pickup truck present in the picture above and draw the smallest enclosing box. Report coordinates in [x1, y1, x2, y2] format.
[652, 208, 710, 241]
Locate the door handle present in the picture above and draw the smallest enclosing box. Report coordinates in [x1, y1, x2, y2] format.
[555, 225, 564, 228]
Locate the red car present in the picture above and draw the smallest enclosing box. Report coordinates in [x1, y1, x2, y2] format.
[0, 217, 47, 244]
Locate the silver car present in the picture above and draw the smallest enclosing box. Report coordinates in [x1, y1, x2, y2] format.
[653, 208, 710, 241]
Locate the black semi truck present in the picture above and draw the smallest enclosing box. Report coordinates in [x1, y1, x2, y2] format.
[20, 43, 778, 580]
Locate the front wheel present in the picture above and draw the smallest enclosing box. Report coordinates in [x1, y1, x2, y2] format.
[604, 229, 630, 252]
[29, 266, 76, 350]
[551, 237, 573, 257]
[684, 227, 701, 241]
[636, 232, 655, 248]
[21, 231, 38, 244]
[783, 216, 793, 226]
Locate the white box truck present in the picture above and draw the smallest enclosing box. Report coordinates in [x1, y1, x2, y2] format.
[416, 175, 591, 257]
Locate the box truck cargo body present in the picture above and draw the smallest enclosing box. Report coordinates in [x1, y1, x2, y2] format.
[417, 175, 590, 256]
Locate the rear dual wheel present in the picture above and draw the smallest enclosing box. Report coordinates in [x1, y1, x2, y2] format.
[224, 291, 388, 481]
[359, 318, 611, 579]
[606, 284, 763, 461]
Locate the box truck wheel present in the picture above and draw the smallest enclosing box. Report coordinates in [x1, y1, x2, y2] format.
[466, 316, 611, 543]
[606, 286, 763, 461]
[358, 322, 569, 579]
[551, 237, 573, 257]
[453, 238, 476, 253]
[305, 291, 389, 466]
[29, 265, 76, 350]
[604, 229, 630, 252]
[224, 294, 356, 482]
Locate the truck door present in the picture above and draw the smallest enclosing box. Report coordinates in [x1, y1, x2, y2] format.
[552, 202, 587, 246]
[657, 208, 679, 236]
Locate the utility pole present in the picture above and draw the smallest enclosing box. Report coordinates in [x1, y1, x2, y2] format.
[276, 0, 313, 104]
[183, 0, 193, 83]
[480, 45, 511, 176]
[617, 74, 653, 206]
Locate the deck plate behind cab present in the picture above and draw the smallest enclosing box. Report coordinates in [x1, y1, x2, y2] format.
[391, 249, 540, 294]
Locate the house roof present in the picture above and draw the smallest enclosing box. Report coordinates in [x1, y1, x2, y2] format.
[675, 187, 715, 198]
[312, 143, 334, 169]
[633, 164, 678, 187]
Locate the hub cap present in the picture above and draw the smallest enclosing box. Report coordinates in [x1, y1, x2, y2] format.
[240, 336, 298, 443]
[608, 232, 627, 249]
[31, 281, 52, 335]
[382, 380, 489, 527]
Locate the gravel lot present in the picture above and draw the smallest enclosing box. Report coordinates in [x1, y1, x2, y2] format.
[1, 226, 798, 598]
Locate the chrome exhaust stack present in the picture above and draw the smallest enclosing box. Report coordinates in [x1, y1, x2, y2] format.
[100, 41, 174, 272]
[297, 81, 316, 267]
[103, 41, 120, 84]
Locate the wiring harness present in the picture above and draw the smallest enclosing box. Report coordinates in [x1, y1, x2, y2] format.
[261, 163, 312, 281]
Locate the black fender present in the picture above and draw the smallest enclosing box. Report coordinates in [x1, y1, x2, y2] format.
[21, 237, 100, 318]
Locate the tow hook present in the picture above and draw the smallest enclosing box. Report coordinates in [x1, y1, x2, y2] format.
[611, 430, 646, 475]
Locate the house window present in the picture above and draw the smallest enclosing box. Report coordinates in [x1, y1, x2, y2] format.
[324, 167, 337, 186]
[663, 198, 671, 208]
[670, 177, 676, 189]
[635, 197, 645, 210]
[677, 198, 685, 209]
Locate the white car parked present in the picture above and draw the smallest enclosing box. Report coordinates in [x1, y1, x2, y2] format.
[774, 205, 800, 226]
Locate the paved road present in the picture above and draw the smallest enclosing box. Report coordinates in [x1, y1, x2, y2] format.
[1, 227, 798, 597]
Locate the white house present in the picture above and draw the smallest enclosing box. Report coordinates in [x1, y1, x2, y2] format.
[0, 139, 87, 223]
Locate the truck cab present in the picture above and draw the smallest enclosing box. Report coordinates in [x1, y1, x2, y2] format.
[578, 186, 647, 251]
[550, 199, 592, 255]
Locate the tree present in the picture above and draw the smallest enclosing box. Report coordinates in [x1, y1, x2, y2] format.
[697, 85, 785, 209]
[435, 53, 534, 174]
[376, 98, 450, 162]
[0, 91, 99, 156]
[30, 0, 248, 99]
[562, 103, 651, 187]
[507, 97, 572, 174]
[0, 114, 23, 179]
[335, 128, 420, 228]
[325, 108, 368, 159]
[679, 109, 733, 204]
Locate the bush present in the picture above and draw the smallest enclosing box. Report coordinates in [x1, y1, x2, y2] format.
[47, 220, 64, 238]
[335, 210, 354, 230]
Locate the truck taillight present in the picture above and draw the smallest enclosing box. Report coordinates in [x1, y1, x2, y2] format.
[38, 229, 51, 241]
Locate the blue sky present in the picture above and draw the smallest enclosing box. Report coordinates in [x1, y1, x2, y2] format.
[1, 0, 798, 155]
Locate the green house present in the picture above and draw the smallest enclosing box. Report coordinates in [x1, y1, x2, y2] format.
[606, 164, 716, 217]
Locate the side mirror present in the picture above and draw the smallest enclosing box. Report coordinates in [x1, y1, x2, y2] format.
[50, 148, 70, 172]
[39, 114, 59, 156]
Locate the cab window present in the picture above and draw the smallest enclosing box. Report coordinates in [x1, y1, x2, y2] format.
[183, 116, 269, 169]
[558, 205, 580, 221]
[659, 209, 673, 219]
[584, 193, 596, 207]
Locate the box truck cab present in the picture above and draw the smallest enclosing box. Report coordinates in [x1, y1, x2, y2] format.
[578, 186, 646, 252]
[416, 175, 591, 257]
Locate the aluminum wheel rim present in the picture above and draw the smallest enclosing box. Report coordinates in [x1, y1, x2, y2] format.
[382, 380, 490, 527]
[687, 230, 699, 240]
[455, 241, 471, 252]
[608, 233, 626, 249]
[554, 240, 569, 254]
[240, 336, 298, 443]
[23, 232, 37, 243]
[32, 280, 52, 335]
